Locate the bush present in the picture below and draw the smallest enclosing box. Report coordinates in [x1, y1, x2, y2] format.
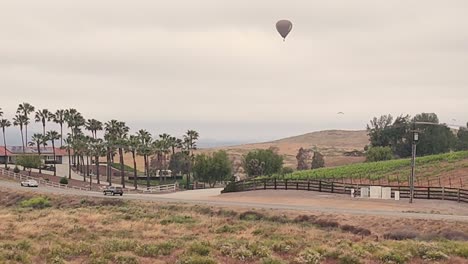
[188, 242, 211, 256]
[366, 147, 394, 162]
[20, 197, 51, 209]
[340, 225, 371, 236]
[239, 211, 265, 221]
[13, 166, 20, 173]
[311, 152, 325, 169]
[59, 177, 68, 185]
[281, 167, 294, 175]
[384, 230, 418, 240]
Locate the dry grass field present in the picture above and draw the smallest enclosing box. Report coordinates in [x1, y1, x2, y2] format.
[123, 130, 369, 173]
[1, 188, 467, 264]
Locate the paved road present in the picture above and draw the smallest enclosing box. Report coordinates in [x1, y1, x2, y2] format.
[1, 179, 467, 222]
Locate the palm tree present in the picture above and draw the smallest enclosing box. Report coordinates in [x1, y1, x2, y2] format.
[46, 130, 61, 176]
[127, 135, 140, 190]
[183, 130, 199, 188]
[0, 118, 11, 169]
[63, 135, 73, 179]
[53, 109, 66, 147]
[13, 114, 27, 150]
[35, 109, 53, 136]
[184, 130, 199, 157]
[29, 133, 47, 174]
[86, 119, 103, 139]
[157, 133, 171, 182]
[17, 103, 35, 144]
[105, 120, 129, 188]
[90, 138, 106, 185]
[64, 109, 85, 167]
[136, 129, 153, 188]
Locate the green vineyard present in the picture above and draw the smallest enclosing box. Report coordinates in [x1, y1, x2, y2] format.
[266, 151, 468, 187]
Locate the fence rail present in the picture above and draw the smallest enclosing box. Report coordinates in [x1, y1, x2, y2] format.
[0, 168, 90, 191]
[222, 179, 468, 203]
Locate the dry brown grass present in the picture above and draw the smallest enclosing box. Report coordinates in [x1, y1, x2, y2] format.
[0, 188, 467, 263]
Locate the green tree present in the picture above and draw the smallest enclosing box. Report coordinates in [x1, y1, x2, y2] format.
[456, 124, 468, 150]
[365, 146, 394, 162]
[193, 151, 232, 187]
[0, 118, 11, 169]
[28, 133, 47, 174]
[169, 152, 191, 179]
[311, 151, 325, 169]
[243, 149, 283, 177]
[46, 130, 61, 176]
[296, 147, 311, 170]
[90, 138, 106, 184]
[413, 113, 456, 156]
[16, 155, 41, 175]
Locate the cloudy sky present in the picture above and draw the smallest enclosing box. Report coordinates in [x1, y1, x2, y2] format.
[1, 0, 467, 146]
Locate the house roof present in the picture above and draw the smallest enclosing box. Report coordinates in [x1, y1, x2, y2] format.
[5, 146, 68, 156]
[0, 147, 12, 156]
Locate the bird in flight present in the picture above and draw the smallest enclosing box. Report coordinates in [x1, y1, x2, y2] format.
[337, 112, 344, 115]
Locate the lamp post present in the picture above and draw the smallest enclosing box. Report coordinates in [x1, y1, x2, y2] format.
[409, 129, 419, 204]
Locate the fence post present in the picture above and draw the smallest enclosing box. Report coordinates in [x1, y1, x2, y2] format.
[331, 182, 334, 193]
[307, 180, 310, 191]
[264, 180, 266, 190]
[427, 187, 430, 199]
[285, 180, 288, 190]
[254, 180, 257, 190]
[442, 187, 445, 200]
[458, 189, 461, 203]
[296, 182, 299, 190]
[319, 180, 322, 192]
[274, 178, 277, 190]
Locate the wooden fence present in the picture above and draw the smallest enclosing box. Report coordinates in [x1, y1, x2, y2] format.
[222, 179, 468, 203]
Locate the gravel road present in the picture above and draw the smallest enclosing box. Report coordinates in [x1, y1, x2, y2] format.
[2, 179, 467, 222]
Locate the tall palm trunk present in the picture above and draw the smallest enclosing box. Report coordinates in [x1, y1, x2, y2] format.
[36, 142, 42, 174]
[2, 128, 7, 169]
[52, 140, 56, 176]
[119, 148, 125, 188]
[144, 154, 149, 188]
[19, 127, 25, 151]
[60, 124, 63, 147]
[132, 151, 137, 190]
[67, 148, 71, 179]
[86, 155, 90, 177]
[106, 147, 112, 186]
[95, 155, 100, 184]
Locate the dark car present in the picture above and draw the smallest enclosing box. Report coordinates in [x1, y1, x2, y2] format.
[103, 186, 123, 196]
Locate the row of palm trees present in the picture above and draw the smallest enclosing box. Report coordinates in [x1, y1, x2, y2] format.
[0, 103, 200, 190]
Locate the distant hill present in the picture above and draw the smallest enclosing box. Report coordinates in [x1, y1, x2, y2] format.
[123, 130, 370, 174]
[198, 130, 370, 170]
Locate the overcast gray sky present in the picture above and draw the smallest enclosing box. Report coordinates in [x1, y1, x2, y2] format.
[1, 0, 467, 146]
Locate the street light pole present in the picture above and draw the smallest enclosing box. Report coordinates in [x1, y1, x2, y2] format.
[409, 123, 419, 204]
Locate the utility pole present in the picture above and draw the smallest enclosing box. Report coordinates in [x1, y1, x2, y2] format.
[409, 121, 419, 204]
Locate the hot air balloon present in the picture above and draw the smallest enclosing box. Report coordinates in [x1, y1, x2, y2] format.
[276, 20, 293, 41]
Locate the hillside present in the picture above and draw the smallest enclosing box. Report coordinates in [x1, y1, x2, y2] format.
[275, 151, 468, 188]
[123, 130, 369, 173]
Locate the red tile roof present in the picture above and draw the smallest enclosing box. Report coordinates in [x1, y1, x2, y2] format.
[0, 146, 12, 156]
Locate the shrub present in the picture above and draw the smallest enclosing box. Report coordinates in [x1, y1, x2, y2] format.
[340, 225, 371, 236]
[59, 177, 68, 185]
[160, 215, 195, 225]
[281, 167, 294, 175]
[188, 242, 211, 256]
[239, 211, 265, 221]
[20, 197, 51, 209]
[295, 249, 322, 264]
[384, 230, 418, 240]
[13, 166, 20, 173]
[261, 257, 287, 264]
[114, 255, 139, 264]
[135, 242, 175, 257]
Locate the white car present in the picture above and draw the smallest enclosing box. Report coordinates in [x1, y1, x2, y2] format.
[21, 180, 39, 187]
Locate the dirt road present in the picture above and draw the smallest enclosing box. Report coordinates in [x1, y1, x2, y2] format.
[2, 179, 467, 222]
